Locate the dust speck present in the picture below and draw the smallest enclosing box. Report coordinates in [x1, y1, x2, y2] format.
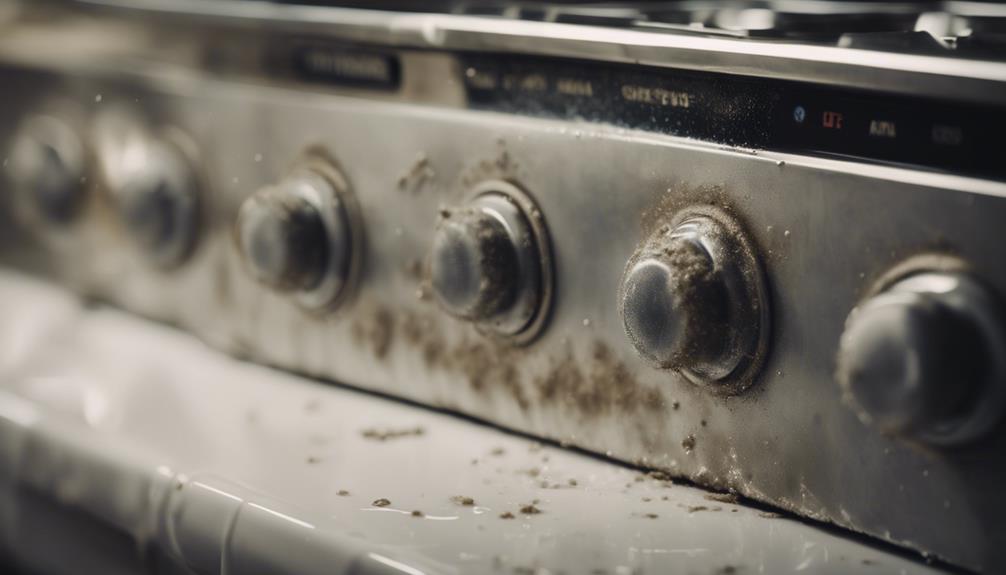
[682, 434, 696, 454]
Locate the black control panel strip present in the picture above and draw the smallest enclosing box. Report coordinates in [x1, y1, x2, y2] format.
[460, 53, 1006, 181]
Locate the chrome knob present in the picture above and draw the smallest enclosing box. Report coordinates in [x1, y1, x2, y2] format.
[236, 166, 357, 311]
[431, 205, 518, 320]
[429, 181, 552, 342]
[838, 271, 1006, 445]
[237, 177, 329, 292]
[8, 116, 87, 227]
[619, 206, 769, 393]
[113, 136, 200, 268]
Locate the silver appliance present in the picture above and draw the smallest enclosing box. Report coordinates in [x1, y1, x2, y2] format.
[2, 0, 1006, 572]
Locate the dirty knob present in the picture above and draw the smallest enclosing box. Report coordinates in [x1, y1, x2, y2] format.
[8, 116, 87, 226]
[430, 206, 519, 320]
[237, 182, 329, 292]
[838, 272, 1006, 444]
[619, 207, 769, 393]
[428, 183, 551, 342]
[115, 138, 199, 267]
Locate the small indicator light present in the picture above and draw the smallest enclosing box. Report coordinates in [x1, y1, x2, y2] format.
[823, 111, 843, 130]
[793, 106, 806, 123]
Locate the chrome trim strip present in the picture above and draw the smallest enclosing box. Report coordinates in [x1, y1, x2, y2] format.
[66, 0, 1006, 105]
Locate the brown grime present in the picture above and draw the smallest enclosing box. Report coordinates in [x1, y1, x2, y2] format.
[360, 426, 425, 441]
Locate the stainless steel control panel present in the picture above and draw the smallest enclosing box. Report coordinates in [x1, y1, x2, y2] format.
[2, 2, 1006, 572]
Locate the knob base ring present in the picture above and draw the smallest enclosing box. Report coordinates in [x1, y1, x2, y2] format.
[287, 153, 364, 314]
[464, 180, 554, 345]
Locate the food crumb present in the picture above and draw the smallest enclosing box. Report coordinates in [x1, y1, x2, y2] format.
[411, 510, 424, 517]
[705, 492, 740, 504]
[644, 513, 659, 519]
[373, 498, 392, 507]
[451, 495, 476, 506]
[568, 478, 578, 486]
[642, 497, 652, 502]
[337, 490, 350, 496]
[686, 505, 708, 513]
[361, 426, 425, 441]
[490, 447, 506, 456]
[500, 511, 515, 519]
[648, 470, 674, 482]
[519, 504, 542, 515]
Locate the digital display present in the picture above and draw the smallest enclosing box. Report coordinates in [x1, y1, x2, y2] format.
[460, 54, 1005, 181]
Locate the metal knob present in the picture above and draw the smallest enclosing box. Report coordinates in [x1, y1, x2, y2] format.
[429, 181, 552, 342]
[114, 137, 200, 268]
[236, 167, 356, 310]
[8, 116, 87, 227]
[237, 180, 328, 292]
[431, 206, 518, 320]
[619, 206, 769, 393]
[838, 271, 1006, 445]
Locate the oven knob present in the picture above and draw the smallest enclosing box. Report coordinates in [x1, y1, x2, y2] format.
[236, 166, 356, 310]
[618, 206, 769, 394]
[8, 116, 88, 227]
[837, 271, 1006, 445]
[431, 205, 519, 320]
[237, 179, 329, 292]
[114, 136, 200, 268]
[429, 181, 552, 342]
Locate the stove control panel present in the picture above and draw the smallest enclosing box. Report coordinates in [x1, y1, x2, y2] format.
[3, 3, 1006, 573]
